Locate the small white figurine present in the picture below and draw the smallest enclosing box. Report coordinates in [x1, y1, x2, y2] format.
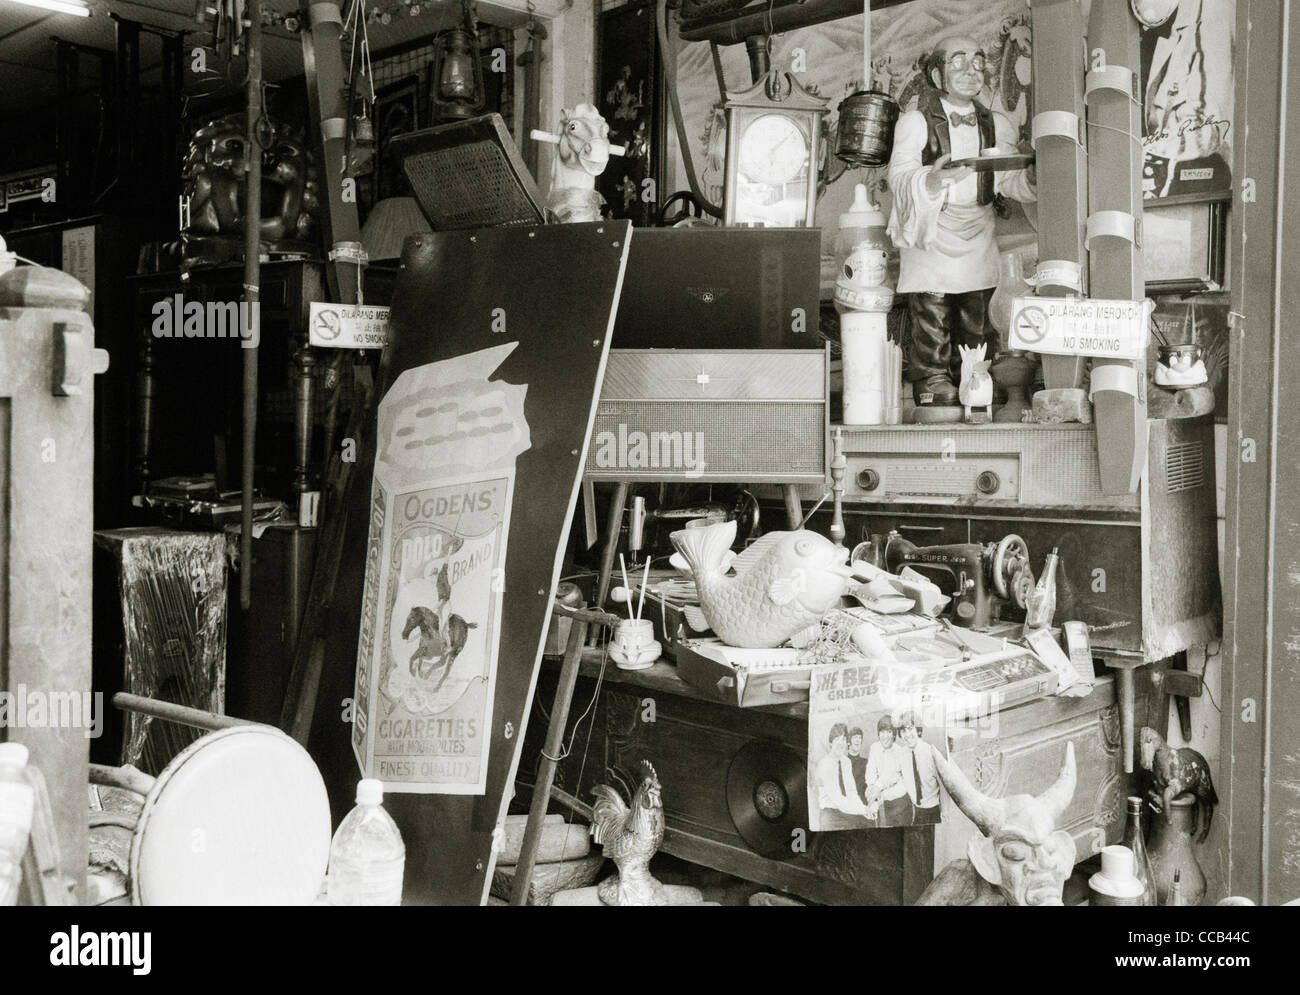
[530, 103, 625, 224]
[1154, 345, 1208, 388]
[958, 343, 994, 422]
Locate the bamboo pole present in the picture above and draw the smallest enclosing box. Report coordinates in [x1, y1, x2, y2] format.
[240, 0, 262, 610]
[509, 616, 589, 906]
[862, 0, 871, 91]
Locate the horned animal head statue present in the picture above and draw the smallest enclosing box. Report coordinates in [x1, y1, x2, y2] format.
[935, 741, 1077, 906]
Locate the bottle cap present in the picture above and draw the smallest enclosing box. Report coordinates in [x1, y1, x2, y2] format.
[839, 183, 885, 230]
[0, 743, 30, 768]
[356, 778, 383, 806]
[1100, 844, 1135, 880]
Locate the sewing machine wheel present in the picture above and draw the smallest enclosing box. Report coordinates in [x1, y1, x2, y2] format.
[992, 534, 1031, 605]
[1009, 569, 1035, 611]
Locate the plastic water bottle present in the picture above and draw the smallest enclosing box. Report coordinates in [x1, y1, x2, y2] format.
[327, 779, 405, 906]
[0, 743, 36, 906]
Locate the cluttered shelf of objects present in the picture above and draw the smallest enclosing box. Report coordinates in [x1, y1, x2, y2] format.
[526, 542, 1148, 907]
[2, 0, 1247, 917]
[550, 643, 1121, 725]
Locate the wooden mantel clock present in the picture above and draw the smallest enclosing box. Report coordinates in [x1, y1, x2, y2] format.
[723, 70, 829, 228]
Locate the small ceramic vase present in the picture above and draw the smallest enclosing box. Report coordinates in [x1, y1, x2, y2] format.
[1089, 845, 1147, 906]
[609, 618, 661, 671]
[991, 351, 1035, 423]
[1147, 794, 1208, 906]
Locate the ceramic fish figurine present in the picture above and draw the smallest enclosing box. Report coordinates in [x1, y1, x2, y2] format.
[670, 520, 853, 648]
[958, 343, 994, 422]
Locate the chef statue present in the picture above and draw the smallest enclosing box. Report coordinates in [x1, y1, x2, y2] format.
[887, 35, 1037, 409]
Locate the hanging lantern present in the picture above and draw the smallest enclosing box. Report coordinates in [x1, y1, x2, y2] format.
[429, 1, 485, 123]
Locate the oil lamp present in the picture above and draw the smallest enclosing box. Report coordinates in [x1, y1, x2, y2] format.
[430, 1, 485, 123]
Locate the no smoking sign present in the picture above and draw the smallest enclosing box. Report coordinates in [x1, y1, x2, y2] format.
[1014, 305, 1049, 345]
[1009, 296, 1149, 360]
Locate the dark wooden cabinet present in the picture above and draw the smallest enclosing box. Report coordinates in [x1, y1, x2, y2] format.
[522, 653, 1150, 905]
[125, 261, 396, 503]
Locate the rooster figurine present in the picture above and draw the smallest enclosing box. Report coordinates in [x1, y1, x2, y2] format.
[590, 761, 666, 906]
[958, 343, 994, 423]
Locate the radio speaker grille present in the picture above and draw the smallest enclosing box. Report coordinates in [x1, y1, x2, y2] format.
[393, 115, 546, 230]
[588, 401, 825, 482]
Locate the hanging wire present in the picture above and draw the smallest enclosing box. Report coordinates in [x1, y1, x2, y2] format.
[538, 639, 611, 765]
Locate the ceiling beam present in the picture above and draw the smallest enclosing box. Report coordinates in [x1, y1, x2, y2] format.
[0, 13, 52, 48]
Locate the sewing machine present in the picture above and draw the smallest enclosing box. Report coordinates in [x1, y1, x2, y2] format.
[882, 531, 1035, 631]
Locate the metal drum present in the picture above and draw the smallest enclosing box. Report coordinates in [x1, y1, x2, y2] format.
[835, 90, 900, 168]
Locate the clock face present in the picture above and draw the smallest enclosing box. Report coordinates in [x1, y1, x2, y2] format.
[738, 114, 809, 186]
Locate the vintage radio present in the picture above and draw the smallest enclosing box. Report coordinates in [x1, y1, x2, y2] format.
[770, 419, 1221, 661]
[585, 348, 828, 484]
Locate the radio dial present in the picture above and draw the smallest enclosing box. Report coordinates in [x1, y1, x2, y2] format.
[856, 468, 880, 492]
[976, 470, 1000, 495]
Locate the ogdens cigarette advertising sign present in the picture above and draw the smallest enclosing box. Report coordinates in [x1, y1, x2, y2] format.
[353, 343, 530, 794]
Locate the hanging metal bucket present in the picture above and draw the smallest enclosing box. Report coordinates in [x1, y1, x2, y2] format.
[835, 90, 899, 168]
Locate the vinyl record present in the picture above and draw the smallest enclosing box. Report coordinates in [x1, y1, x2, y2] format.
[726, 740, 808, 859]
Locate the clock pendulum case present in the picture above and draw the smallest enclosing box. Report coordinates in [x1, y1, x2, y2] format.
[723, 70, 829, 228]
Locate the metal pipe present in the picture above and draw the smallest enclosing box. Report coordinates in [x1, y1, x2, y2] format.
[656, 0, 723, 218]
[89, 762, 156, 797]
[111, 692, 258, 732]
[680, 0, 906, 45]
[744, 34, 769, 82]
[241, 0, 262, 610]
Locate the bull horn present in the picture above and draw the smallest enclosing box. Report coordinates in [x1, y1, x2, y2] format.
[1035, 741, 1076, 825]
[932, 749, 1005, 835]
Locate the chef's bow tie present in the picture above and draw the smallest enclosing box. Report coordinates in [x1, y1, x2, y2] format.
[948, 110, 977, 129]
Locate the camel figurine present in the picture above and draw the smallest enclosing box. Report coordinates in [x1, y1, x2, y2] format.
[530, 104, 625, 223]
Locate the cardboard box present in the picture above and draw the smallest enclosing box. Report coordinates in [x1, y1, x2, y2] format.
[675, 639, 811, 708]
[673, 606, 1062, 713]
[674, 604, 945, 708]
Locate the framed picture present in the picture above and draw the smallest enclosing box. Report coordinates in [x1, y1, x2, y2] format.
[374, 75, 423, 202]
[1139, 0, 1235, 201]
[1143, 200, 1228, 293]
[597, 0, 666, 227]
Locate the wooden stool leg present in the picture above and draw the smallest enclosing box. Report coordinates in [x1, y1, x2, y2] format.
[783, 484, 803, 530]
